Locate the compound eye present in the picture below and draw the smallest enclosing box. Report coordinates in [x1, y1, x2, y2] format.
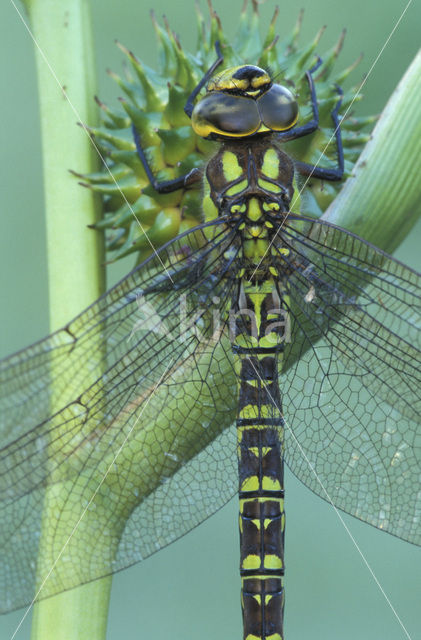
[191, 92, 260, 138]
[258, 84, 298, 132]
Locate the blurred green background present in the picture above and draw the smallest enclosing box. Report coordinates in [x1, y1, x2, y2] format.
[0, 0, 420, 639]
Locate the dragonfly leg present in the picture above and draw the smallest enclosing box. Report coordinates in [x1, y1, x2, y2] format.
[294, 84, 345, 181]
[276, 56, 344, 182]
[276, 57, 323, 142]
[132, 124, 202, 194]
[184, 41, 224, 118]
[132, 41, 224, 195]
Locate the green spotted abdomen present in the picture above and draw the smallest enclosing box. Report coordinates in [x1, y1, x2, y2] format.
[233, 281, 286, 640]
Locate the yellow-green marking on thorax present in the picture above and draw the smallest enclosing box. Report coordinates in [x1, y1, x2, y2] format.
[261, 148, 280, 179]
[221, 150, 249, 196]
[222, 150, 243, 182]
[258, 149, 283, 193]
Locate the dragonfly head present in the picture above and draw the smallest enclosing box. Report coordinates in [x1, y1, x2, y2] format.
[191, 65, 299, 140]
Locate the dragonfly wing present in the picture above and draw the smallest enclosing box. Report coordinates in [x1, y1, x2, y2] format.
[278, 217, 420, 545]
[0, 222, 240, 611]
[115, 419, 237, 566]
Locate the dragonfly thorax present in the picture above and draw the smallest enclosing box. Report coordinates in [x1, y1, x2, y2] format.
[204, 138, 295, 221]
[203, 139, 295, 270]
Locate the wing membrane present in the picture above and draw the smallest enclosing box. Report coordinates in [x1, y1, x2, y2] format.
[0, 222, 240, 611]
[278, 217, 420, 544]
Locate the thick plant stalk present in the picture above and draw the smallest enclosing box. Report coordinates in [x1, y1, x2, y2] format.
[324, 49, 421, 249]
[22, 0, 104, 324]
[21, 1, 108, 639]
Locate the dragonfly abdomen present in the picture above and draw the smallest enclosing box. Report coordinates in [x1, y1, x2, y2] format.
[234, 285, 286, 640]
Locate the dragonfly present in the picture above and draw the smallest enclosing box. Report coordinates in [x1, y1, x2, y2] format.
[0, 40, 420, 640]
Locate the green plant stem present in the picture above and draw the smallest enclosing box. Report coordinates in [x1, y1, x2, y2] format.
[22, 0, 109, 639]
[23, 0, 104, 325]
[324, 49, 421, 249]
